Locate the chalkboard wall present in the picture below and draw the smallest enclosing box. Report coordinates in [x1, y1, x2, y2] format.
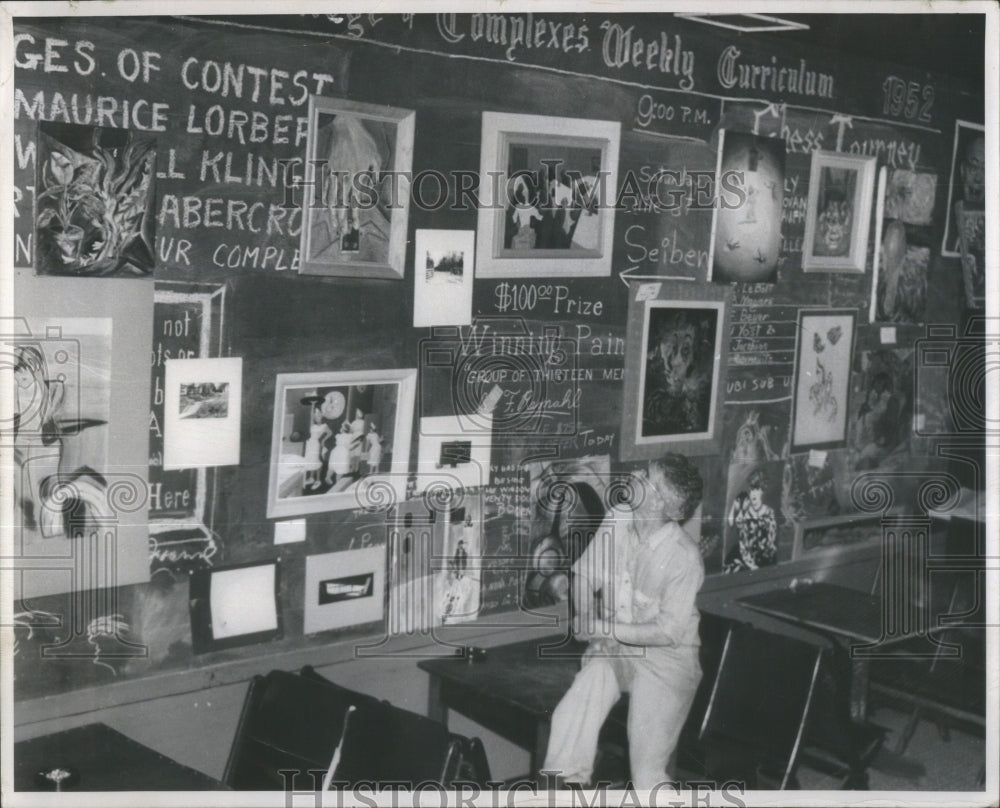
[11, 13, 981, 699]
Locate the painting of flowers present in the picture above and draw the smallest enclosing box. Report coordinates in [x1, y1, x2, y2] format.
[35, 122, 156, 277]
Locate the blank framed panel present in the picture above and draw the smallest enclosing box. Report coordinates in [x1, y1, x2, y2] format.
[190, 560, 281, 653]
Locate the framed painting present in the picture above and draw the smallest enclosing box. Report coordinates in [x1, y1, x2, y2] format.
[266, 368, 416, 518]
[476, 112, 620, 278]
[708, 130, 786, 284]
[621, 280, 731, 460]
[802, 151, 876, 273]
[35, 121, 156, 277]
[791, 309, 857, 451]
[298, 97, 415, 279]
[940, 119, 985, 258]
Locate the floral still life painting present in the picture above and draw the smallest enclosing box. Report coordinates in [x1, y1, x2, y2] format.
[35, 122, 156, 277]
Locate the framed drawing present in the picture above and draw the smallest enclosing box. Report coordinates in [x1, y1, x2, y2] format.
[791, 309, 856, 451]
[299, 97, 415, 279]
[621, 281, 731, 460]
[802, 151, 876, 273]
[476, 112, 620, 278]
[266, 368, 416, 518]
[941, 119, 985, 258]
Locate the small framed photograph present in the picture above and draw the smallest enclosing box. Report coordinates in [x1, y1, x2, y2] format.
[791, 309, 857, 451]
[802, 151, 877, 273]
[266, 369, 416, 518]
[163, 357, 242, 469]
[413, 230, 475, 327]
[299, 97, 415, 279]
[476, 112, 620, 278]
[621, 280, 731, 460]
[941, 119, 985, 257]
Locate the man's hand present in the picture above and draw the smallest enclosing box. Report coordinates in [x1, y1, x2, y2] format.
[572, 605, 615, 642]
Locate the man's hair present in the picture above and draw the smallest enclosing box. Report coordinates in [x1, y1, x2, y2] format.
[649, 453, 703, 522]
[747, 469, 765, 492]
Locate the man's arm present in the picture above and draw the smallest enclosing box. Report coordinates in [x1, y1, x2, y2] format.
[570, 513, 616, 640]
[611, 542, 702, 648]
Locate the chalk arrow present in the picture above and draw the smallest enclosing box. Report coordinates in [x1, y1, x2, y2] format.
[618, 266, 697, 289]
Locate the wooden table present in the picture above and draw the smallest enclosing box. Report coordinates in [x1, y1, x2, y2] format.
[418, 636, 587, 775]
[14, 722, 226, 791]
[739, 582, 908, 723]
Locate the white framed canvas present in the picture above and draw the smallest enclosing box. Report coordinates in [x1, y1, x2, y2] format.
[266, 368, 416, 518]
[299, 96, 414, 279]
[802, 150, 877, 273]
[476, 111, 620, 278]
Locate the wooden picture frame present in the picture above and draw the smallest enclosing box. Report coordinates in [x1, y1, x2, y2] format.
[621, 281, 731, 460]
[802, 151, 876, 273]
[298, 97, 414, 279]
[266, 368, 416, 518]
[791, 309, 856, 451]
[476, 111, 620, 278]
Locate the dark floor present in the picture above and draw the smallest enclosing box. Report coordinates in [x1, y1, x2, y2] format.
[594, 703, 988, 792]
[798, 705, 986, 791]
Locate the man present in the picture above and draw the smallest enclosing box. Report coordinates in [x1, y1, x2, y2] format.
[543, 454, 705, 789]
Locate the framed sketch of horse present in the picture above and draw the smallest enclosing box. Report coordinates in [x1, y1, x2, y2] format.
[791, 309, 856, 451]
[299, 97, 414, 279]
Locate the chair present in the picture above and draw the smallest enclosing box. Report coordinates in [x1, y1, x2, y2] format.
[868, 583, 986, 753]
[695, 623, 824, 789]
[301, 666, 492, 787]
[224, 667, 491, 791]
[867, 514, 987, 755]
[223, 669, 381, 790]
[593, 612, 738, 787]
